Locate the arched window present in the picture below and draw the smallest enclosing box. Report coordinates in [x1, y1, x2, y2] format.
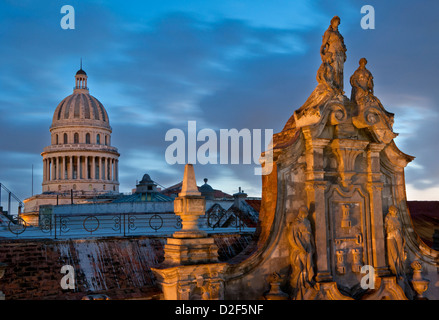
[86, 133, 90, 144]
[105, 136, 108, 145]
[63, 133, 68, 144]
[56, 134, 59, 145]
[96, 134, 100, 145]
[74, 132, 79, 144]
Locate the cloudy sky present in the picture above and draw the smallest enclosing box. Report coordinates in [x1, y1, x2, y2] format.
[0, 0, 438, 203]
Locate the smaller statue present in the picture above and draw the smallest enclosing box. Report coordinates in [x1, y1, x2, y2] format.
[350, 58, 376, 106]
[385, 205, 407, 279]
[288, 206, 315, 299]
[350, 58, 396, 144]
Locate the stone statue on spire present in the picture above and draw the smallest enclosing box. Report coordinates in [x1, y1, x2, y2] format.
[320, 16, 347, 92]
[350, 57, 375, 106]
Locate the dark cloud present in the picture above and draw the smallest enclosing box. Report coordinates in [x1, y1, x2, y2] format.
[1, 1, 439, 199]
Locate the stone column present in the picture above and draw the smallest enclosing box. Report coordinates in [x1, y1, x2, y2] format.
[92, 156, 96, 180]
[302, 128, 332, 281]
[52, 157, 57, 180]
[85, 156, 89, 180]
[69, 156, 73, 180]
[366, 143, 389, 276]
[62, 156, 66, 180]
[56, 157, 59, 180]
[48, 159, 51, 181]
[46, 158, 50, 181]
[43, 159, 46, 182]
[104, 157, 107, 180]
[108, 158, 114, 181]
[77, 156, 81, 179]
[115, 160, 118, 181]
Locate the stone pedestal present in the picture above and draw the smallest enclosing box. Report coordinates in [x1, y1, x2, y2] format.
[153, 263, 227, 300]
[152, 164, 224, 300]
[164, 237, 218, 265]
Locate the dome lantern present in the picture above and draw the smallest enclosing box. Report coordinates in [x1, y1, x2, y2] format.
[74, 59, 89, 94]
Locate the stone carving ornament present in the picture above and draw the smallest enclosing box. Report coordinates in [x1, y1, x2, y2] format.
[288, 206, 315, 299]
[385, 205, 407, 279]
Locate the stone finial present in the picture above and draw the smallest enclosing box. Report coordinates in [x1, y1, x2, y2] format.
[411, 260, 429, 300]
[264, 272, 288, 300]
[173, 164, 207, 239]
[179, 164, 201, 197]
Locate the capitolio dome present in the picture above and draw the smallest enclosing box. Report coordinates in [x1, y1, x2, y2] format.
[51, 68, 110, 129]
[40, 66, 120, 194]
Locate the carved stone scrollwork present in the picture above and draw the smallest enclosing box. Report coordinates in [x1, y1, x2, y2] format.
[362, 277, 408, 300]
[364, 107, 380, 126]
[329, 103, 347, 125]
[304, 282, 353, 300]
[330, 139, 369, 187]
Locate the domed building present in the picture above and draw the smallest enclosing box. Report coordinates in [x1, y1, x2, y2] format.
[42, 68, 119, 193]
[22, 67, 121, 224]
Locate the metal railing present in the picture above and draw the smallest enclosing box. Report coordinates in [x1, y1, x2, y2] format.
[1, 211, 254, 240]
[0, 183, 24, 217]
[206, 208, 247, 232]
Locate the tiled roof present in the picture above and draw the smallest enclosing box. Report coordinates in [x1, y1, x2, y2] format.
[407, 201, 439, 248]
[112, 192, 173, 203]
[160, 182, 233, 199]
[245, 199, 261, 212]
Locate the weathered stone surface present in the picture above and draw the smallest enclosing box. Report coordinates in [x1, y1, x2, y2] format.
[0, 233, 252, 300]
[217, 15, 436, 300]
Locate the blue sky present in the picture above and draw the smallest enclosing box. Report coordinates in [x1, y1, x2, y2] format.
[0, 0, 439, 201]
